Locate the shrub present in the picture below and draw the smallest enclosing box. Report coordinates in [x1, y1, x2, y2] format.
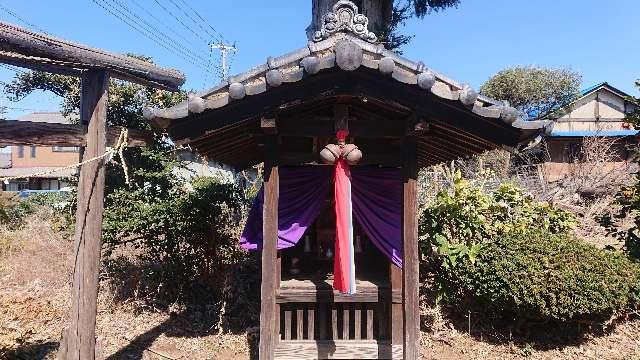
[599, 179, 640, 260]
[420, 171, 576, 269]
[0, 192, 70, 229]
[449, 230, 640, 321]
[102, 174, 250, 300]
[418, 172, 640, 321]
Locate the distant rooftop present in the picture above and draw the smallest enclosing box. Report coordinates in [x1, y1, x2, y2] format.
[549, 129, 639, 138]
[580, 82, 632, 99]
[0, 166, 76, 179]
[15, 111, 76, 124]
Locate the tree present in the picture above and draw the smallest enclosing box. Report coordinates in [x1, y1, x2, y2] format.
[3, 60, 255, 307]
[309, 0, 461, 50]
[599, 80, 640, 260]
[480, 66, 582, 120]
[627, 79, 640, 125]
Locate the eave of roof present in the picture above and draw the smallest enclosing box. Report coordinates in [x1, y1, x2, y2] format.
[581, 82, 632, 99]
[0, 166, 76, 179]
[145, 33, 552, 136]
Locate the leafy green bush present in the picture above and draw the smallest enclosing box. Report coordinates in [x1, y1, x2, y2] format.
[418, 172, 640, 321]
[449, 230, 640, 321]
[102, 174, 249, 299]
[420, 171, 576, 269]
[599, 181, 640, 260]
[0, 192, 70, 229]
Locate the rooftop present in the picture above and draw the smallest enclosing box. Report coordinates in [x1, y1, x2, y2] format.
[15, 112, 75, 125]
[144, 1, 552, 170]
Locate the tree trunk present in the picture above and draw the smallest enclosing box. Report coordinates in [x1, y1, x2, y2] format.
[307, 0, 393, 41]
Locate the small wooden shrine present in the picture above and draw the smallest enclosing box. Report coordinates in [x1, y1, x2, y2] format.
[146, 2, 551, 359]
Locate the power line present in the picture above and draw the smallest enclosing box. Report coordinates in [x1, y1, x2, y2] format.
[167, 0, 226, 44]
[0, 2, 48, 34]
[96, 0, 208, 67]
[152, 0, 211, 45]
[176, 0, 229, 44]
[91, 0, 208, 70]
[129, 0, 203, 48]
[105, 0, 210, 64]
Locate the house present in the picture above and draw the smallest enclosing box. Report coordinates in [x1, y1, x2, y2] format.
[0, 112, 79, 191]
[542, 82, 639, 181]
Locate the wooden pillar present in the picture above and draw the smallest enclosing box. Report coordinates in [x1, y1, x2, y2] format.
[402, 136, 420, 360]
[59, 70, 109, 360]
[390, 264, 403, 345]
[259, 136, 279, 360]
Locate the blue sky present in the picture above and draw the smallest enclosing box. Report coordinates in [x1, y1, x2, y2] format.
[0, 0, 638, 119]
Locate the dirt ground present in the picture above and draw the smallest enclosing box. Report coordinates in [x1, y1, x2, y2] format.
[1, 214, 639, 360]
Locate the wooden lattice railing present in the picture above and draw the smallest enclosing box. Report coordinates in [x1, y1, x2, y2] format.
[279, 302, 387, 341]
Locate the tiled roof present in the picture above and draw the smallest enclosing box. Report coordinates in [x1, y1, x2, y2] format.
[0, 166, 76, 179]
[15, 112, 76, 124]
[580, 82, 632, 99]
[144, 32, 552, 135]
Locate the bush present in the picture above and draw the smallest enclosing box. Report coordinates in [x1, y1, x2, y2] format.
[449, 230, 640, 321]
[102, 174, 250, 300]
[420, 171, 576, 269]
[419, 172, 640, 321]
[0, 192, 70, 229]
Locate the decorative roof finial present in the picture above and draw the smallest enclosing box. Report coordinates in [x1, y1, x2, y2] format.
[313, 0, 377, 43]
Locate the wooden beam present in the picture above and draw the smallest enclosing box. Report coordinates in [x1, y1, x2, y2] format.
[402, 136, 420, 360]
[0, 21, 184, 90]
[334, 103, 349, 132]
[259, 136, 279, 360]
[0, 120, 152, 147]
[261, 116, 278, 134]
[58, 70, 109, 360]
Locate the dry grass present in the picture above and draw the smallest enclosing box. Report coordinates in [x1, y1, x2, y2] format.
[1, 212, 639, 360]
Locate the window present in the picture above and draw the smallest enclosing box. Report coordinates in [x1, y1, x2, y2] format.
[52, 146, 80, 153]
[17, 145, 24, 158]
[30, 146, 36, 158]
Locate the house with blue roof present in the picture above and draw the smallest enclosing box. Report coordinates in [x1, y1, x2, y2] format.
[542, 82, 638, 181]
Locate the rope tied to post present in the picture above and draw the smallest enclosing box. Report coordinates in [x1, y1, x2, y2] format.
[0, 128, 131, 185]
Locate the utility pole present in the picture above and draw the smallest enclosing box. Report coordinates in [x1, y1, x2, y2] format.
[210, 42, 236, 82]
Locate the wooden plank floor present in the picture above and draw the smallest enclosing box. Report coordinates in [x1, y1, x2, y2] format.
[274, 340, 403, 360]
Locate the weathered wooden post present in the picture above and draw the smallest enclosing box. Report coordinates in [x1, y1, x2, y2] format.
[403, 136, 420, 360]
[259, 135, 280, 359]
[59, 70, 109, 360]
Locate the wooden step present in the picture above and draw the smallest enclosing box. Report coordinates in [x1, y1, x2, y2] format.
[274, 340, 403, 360]
[278, 279, 401, 303]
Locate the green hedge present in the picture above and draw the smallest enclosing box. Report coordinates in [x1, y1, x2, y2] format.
[447, 230, 640, 321]
[420, 172, 640, 321]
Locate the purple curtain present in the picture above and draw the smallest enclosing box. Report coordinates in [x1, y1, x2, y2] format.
[351, 167, 403, 268]
[240, 166, 332, 250]
[239, 166, 404, 268]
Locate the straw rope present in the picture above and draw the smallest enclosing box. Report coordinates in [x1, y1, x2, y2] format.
[0, 128, 130, 185]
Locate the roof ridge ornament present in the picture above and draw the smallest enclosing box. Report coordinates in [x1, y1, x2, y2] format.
[313, 0, 377, 43]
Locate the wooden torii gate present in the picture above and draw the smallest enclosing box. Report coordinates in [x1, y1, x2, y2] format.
[0, 21, 185, 360]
